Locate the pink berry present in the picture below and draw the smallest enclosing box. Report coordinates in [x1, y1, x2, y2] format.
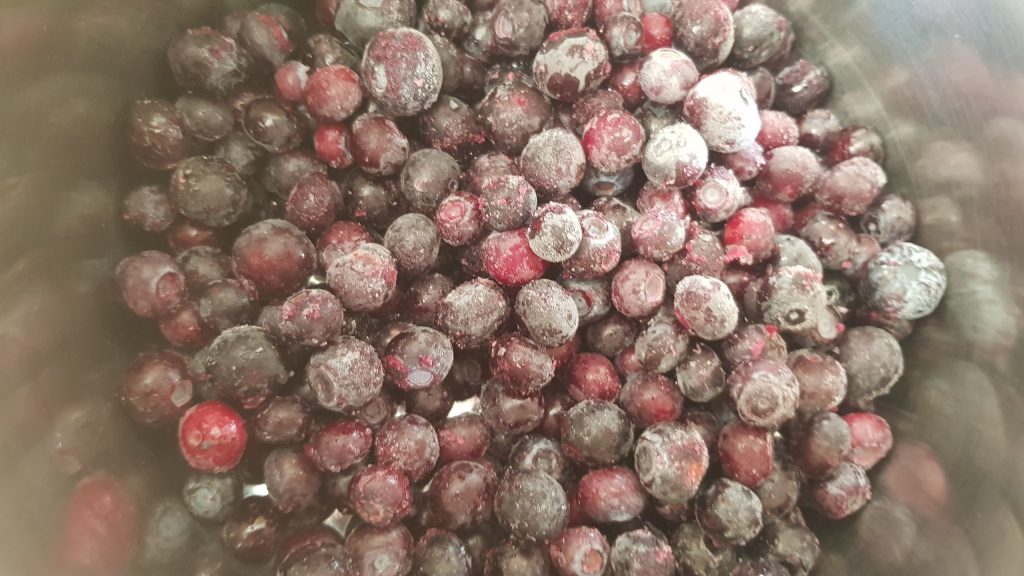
[843, 412, 893, 470]
[177, 400, 248, 472]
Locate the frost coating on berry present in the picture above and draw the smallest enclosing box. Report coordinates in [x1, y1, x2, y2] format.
[611, 259, 667, 318]
[361, 28, 442, 117]
[837, 327, 903, 405]
[170, 156, 250, 228]
[728, 359, 800, 429]
[515, 279, 581, 348]
[671, 0, 734, 70]
[560, 399, 635, 466]
[326, 243, 399, 312]
[673, 275, 738, 340]
[609, 528, 675, 576]
[757, 265, 829, 333]
[861, 242, 946, 320]
[815, 157, 887, 216]
[683, 70, 761, 154]
[639, 48, 698, 105]
[642, 122, 709, 187]
[532, 28, 612, 102]
[520, 129, 587, 196]
[437, 278, 511, 349]
[494, 470, 568, 541]
[563, 210, 623, 279]
[528, 203, 583, 262]
[307, 336, 384, 412]
[634, 422, 709, 503]
[582, 110, 645, 172]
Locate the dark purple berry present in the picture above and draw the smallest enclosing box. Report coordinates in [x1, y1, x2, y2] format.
[727, 359, 799, 430]
[232, 219, 316, 300]
[375, 414, 440, 482]
[347, 524, 415, 576]
[673, 275, 738, 341]
[812, 462, 872, 520]
[263, 447, 321, 513]
[561, 399, 634, 466]
[609, 528, 675, 576]
[221, 497, 284, 562]
[532, 28, 611, 102]
[671, 0, 734, 70]
[327, 243, 399, 313]
[860, 241, 946, 320]
[168, 156, 249, 228]
[121, 351, 194, 427]
[697, 478, 764, 546]
[428, 460, 498, 530]
[307, 336, 384, 412]
[675, 342, 726, 403]
[634, 421, 708, 504]
[774, 59, 832, 115]
[437, 278, 511, 349]
[836, 326, 903, 407]
[168, 28, 251, 96]
[349, 465, 413, 527]
[252, 396, 311, 445]
[361, 28, 442, 116]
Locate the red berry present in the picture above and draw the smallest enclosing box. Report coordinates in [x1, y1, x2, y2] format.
[482, 229, 549, 287]
[177, 400, 248, 472]
[843, 412, 893, 470]
[641, 13, 673, 53]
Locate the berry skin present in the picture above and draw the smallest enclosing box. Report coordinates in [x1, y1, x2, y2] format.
[727, 359, 800, 430]
[383, 326, 455, 391]
[349, 465, 413, 527]
[304, 419, 374, 473]
[482, 229, 549, 287]
[532, 28, 612, 102]
[116, 251, 188, 320]
[582, 109, 645, 172]
[642, 122, 709, 188]
[860, 241, 947, 320]
[795, 411, 852, 479]
[836, 326, 904, 407]
[490, 334, 556, 396]
[577, 467, 647, 523]
[812, 462, 872, 520]
[361, 28, 443, 117]
[561, 400, 635, 467]
[232, 219, 316, 300]
[675, 343, 726, 403]
[634, 421, 709, 503]
[673, 275, 739, 341]
[528, 203, 584, 263]
[563, 210, 623, 279]
[618, 372, 684, 428]
[844, 412, 894, 470]
[121, 351, 195, 427]
[697, 478, 764, 546]
[683, 70, 761, 154]
[304, 64, 363, 122]
[639, 48, 698, 105]
[671, 0, 735, 70]
[549, 526, 610, 576]
[724, 207, 776, 265]
[177, 401, 248, 473]
[718, 420, 774, 488]
[611, 258, 667, 318]
[566, 353, 621, 402]
[609, 528, 675, 576]
[494, 470, 569, 541]
[307, 336, 385, 412]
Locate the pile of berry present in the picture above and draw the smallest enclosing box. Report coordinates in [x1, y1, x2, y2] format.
[66, 0, 949, 575]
